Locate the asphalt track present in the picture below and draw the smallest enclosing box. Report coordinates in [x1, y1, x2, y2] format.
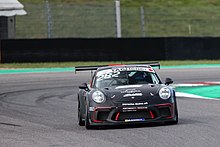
[0, 67, 220, 147]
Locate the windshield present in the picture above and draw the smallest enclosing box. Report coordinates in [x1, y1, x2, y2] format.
[94, 67, 161, 88]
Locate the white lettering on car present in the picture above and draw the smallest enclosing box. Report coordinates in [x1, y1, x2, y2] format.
[121, 89, 141, 94]
[115, 85, 143, 89]
[122, 102, 148, 106]
[113, 67, 155, 73]
[96, 71, 120, 81]
[123, 93, 143, 97]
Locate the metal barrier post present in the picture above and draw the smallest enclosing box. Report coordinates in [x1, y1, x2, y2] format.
[45, 0, 52, 38]
[115, 0, 121, 38]
[140, 6, 146, 37]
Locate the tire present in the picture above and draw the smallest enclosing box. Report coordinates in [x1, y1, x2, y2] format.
[166, 99, 178, 125]
[78, 100, 85, 126]
[167, 106, 178, 125]
[85, 106, 94, 129]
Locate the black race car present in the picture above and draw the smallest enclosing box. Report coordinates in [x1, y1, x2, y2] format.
[77, 62, 178, 129]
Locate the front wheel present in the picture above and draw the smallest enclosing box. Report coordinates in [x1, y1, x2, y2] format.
[78, 100, 85, 126]
[85, 106, 95, 129]
[167, 108, 178, 125]
[166, 100, 178, 125]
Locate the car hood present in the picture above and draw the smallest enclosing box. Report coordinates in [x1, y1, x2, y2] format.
[101, 84, 162, 103]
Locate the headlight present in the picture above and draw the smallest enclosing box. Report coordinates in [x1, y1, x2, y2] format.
[159, 87, 171, 100]
[92, 91, 105, 103]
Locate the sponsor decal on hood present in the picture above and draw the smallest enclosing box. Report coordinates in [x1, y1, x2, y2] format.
[121, 89, 141, 94]
[123, 93, 143, 97]
[115, 85, 143, 89]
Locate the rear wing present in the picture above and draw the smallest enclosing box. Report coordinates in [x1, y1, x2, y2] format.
[75, 62, 160, 72]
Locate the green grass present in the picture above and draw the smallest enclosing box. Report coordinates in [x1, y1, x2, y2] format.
[17, 0, 220, 38]
[1, 60, 220, 69]
[19, 0, 220, 6]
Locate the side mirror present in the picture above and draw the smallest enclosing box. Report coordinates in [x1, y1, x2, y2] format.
[165, 78, 173, 85]
[79, 83, 89, 90]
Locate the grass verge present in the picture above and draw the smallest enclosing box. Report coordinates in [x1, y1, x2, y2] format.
[17, 0, 220, 38]
[1, 60, 220, 69]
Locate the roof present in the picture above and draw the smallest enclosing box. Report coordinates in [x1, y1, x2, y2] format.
[0, 0, 26, 17]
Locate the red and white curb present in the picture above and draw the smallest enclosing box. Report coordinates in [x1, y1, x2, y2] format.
[172, 81, 220, 87]
[176, 92, 220, 100]
[172, 82, 220, 100]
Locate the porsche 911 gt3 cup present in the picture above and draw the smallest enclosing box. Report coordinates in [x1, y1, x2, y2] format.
[77, 62, 178, 129]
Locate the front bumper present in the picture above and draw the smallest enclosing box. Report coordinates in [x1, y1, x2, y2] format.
[88, 103, 175, 126]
